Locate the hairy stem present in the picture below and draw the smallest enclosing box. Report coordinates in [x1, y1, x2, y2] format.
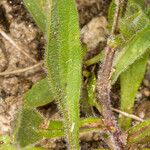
[97, 47, 125, 149]
[96, 0, 126, 149]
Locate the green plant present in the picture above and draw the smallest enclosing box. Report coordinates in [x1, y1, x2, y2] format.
[1, 0, 150, 149]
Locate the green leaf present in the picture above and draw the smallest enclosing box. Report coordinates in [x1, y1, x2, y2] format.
[112, 24, 150, 84]
[108, 0, 150, 86]
[23, 0, 46, 32]
[108, 0, 115, 28]
[119, 52, 149, 130]
[38, 120, 64, 139]
[85, 51, 104, 66]
[87, 73, 96, 106]
[14, 108, 43, 147]
[132, 0, 147, 9]
[0, 135, 16, 150]
[128, 119, 150, 144]
[120, 10, 149, 40]
[39, 117, 105, 138]
[38, 117, 104, 138]
[46, 0, 82, 149]
[47, 120, 64, 130]
[24, 78, 54, 108]
[80, 117, 103, 127]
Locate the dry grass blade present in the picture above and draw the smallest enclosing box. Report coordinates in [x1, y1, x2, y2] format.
[112, 108, 144, 122]
[0, 28, 37, 63]
[0, 61, 43, 76]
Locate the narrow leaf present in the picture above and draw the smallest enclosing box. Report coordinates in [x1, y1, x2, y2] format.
[85, 51, 104, 66]
[38, 129, 64, 139]
[87, 73, 96, 106]
[120, 10, 149, 40]
[38, 117, 104, 138]
[23, 0, 46, 32]
[108, 0, 115, 28]
[80, 117, 103, 127]
[112, 24, 150, 84]
[46, 1, 82, 149]
[119, 52, 149, 130]
[33, 120, 64, 140]
[128, 119, 150, 144]
[133, 0, 147, 9]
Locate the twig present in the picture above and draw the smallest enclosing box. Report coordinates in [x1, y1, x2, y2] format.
[0, 62, 43, 76]
[96, 0, 125, 149]
[112, 108, 144, 122]
[0, 28, 37, 63]
[0, 39, 9, 71]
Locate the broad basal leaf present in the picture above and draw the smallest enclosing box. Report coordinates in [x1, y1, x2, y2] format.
[46, 0, 82, 149]
[14, 108, 43, 147]
[24, 78, 54, 108]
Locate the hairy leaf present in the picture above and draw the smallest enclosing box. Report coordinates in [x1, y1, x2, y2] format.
[80, 117, 103, 127]
[34, 117, 103, 139]
[112, 24, 150, 84]
[23, 0, 46, 32]
[128, 119, 150, 144]
[108, 0, 150, 85]
[14, 108, 43, 147]
[46, 0, 82, 149]
[38, 129, 64, 139]
[133, 0, 147, 9]
[119, 52, 149, 130]
[38, 117, 103, 138]
[24, 78, 53, 108]
[120, 10, 149, 40]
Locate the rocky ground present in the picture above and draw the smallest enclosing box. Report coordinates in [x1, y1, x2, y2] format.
[0, 0, 149, 149]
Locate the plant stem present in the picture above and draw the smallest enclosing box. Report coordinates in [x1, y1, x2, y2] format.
[96, 0, 126, 149]
[97, 46, 125, 149]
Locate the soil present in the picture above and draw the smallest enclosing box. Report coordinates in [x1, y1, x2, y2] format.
[0, 0, 149, 149]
